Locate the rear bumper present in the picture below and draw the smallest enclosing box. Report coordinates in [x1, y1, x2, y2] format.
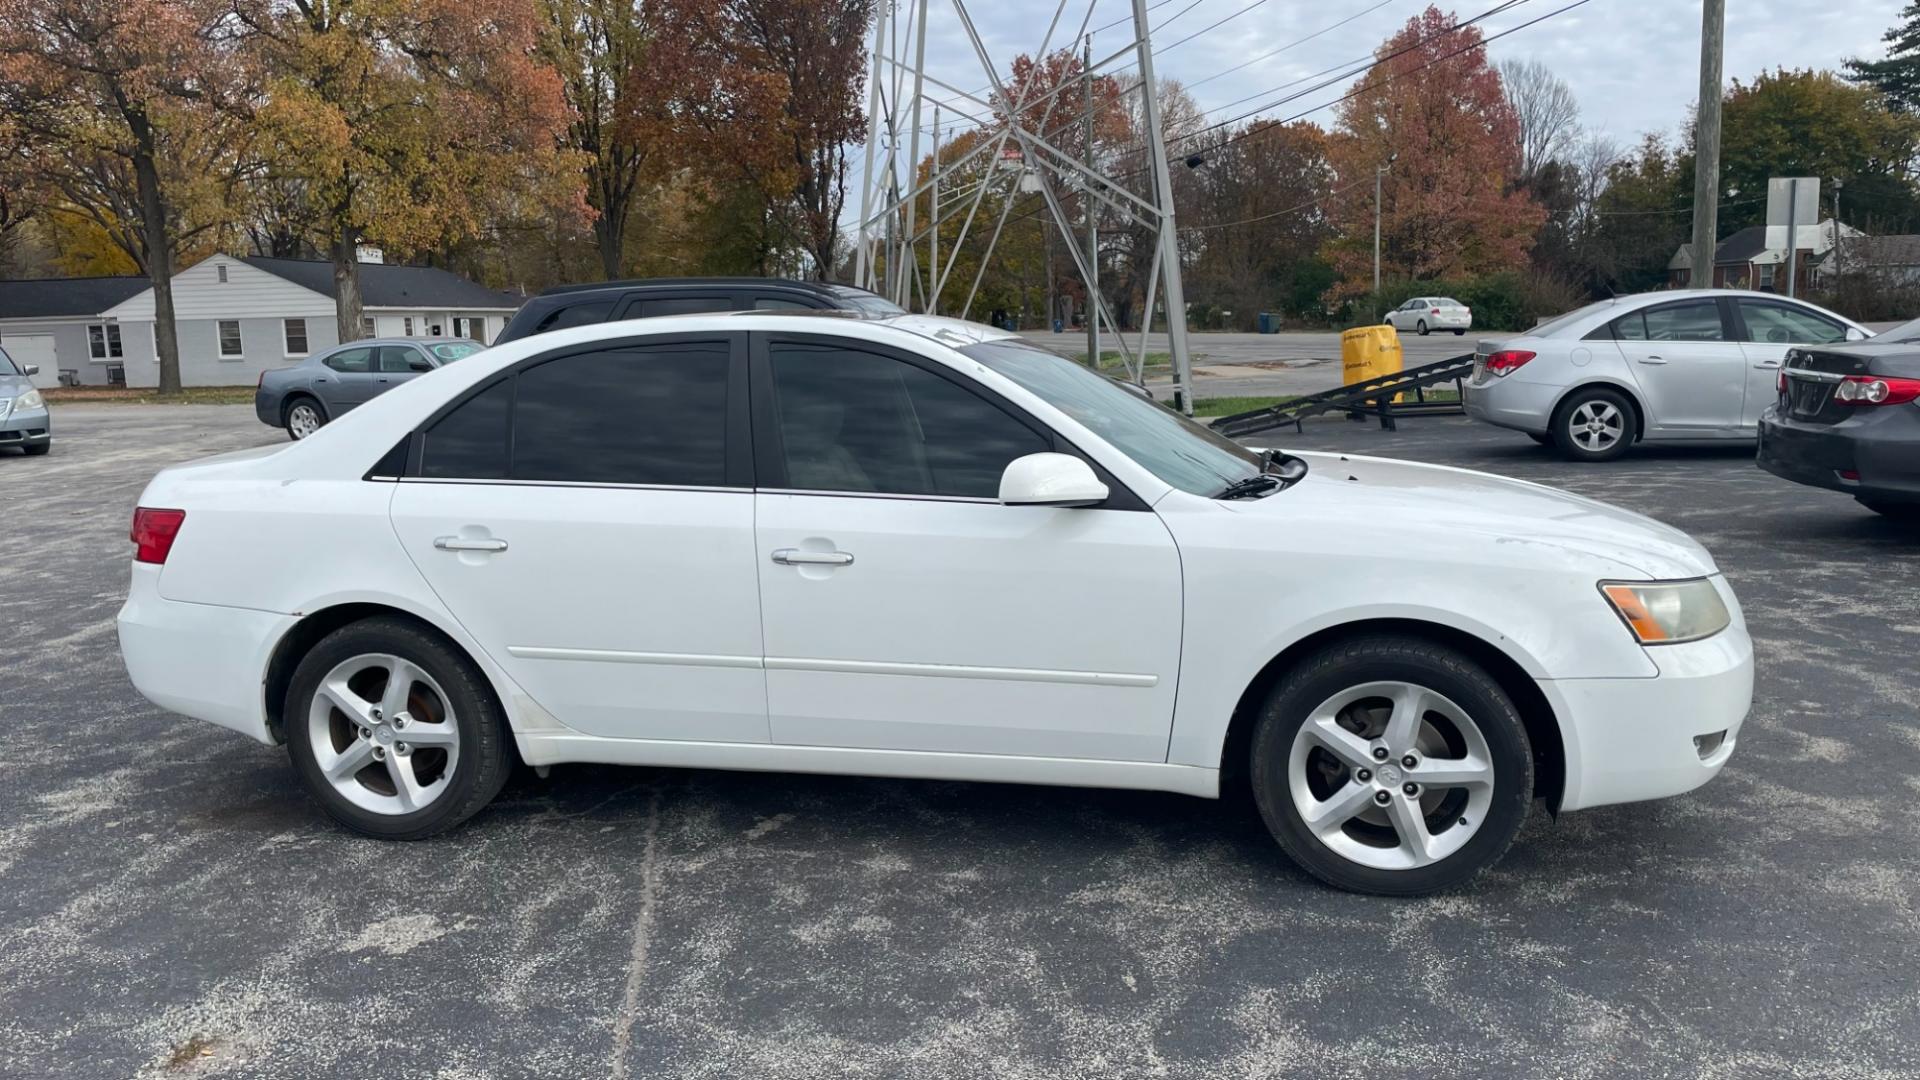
[1463, 377, 1555, 435]
[1545, 603, 1753, 812]
[253, 392, 281, 428]
[117, 563, 290, 743]
[1757, 407, 1920, 503]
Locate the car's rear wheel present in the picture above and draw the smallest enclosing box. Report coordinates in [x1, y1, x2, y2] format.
[285, 397, 326, 441]
[1250, 635, 1534, 895]
[1453, 329, 1465, 336]
[285, 617, 512, 839]
[1552, 387, 1634, 462]
[1416, 319, 1429, 336]
[1860, 499, 1920, 522]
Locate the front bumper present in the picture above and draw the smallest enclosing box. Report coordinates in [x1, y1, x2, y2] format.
[1757, 406, 1920, 504]
[1463, 376, 1557, 435]
[0, 404, 51, 447]
[117, 563, 291, 744]
[1545, 602, 1753, 812]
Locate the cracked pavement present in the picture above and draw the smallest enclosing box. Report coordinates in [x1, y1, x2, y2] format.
[2, 405, 1916, 1079]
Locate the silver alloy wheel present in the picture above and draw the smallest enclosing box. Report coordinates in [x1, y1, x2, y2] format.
[287, 402, 322, 440]
[307, 653, 461, 815]
[1416, 319, 1428, 335]
[1568, 399, 1624, 452]
[1287, 680, 1496, 871]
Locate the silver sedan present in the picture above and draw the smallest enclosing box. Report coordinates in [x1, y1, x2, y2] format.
[256, 338, 483, 441]
[1463, 289, 1871, 461]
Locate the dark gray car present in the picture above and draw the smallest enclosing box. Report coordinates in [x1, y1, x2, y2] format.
[255, 338, 483, 440]
[0, 345, 51, 456]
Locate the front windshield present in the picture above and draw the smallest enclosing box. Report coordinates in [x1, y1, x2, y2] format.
[0, 347, 17, 376]
[827, 285, 908, 317]
[429, 341, 482, 361]
[961, 339, 1262, 496]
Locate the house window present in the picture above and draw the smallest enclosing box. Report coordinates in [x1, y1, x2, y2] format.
[454, 316, 488, 344]
[218, 320, 243, 358]
[1758, 264, 1775, 290]
[403, 317, 414, 336]
[216, 264, 228, 284]
[360, 317, 376, 339]
[87, 323, 123, 360]
[284, 319, 309, 355]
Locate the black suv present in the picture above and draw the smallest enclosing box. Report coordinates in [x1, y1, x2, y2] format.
[496, 278, 906, 344]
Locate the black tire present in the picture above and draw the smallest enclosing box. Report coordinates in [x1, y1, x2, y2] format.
[1527, 432, 1553, 446]
[1860, 499, 1920, 522]
[21, 441, 49, 456]
[284, 396, 327, 441]
[1551, 386, 1635, 462]
[1453, 329, 1465, 336]
[1249, 635, 1534, 896]
[285, 616, 512, 839]
[1416, 319, 1429, 336]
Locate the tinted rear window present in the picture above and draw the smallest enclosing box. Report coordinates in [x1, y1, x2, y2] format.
[512, 344, 730, 486]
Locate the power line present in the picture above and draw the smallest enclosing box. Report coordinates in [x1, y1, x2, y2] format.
[1184, 0, 1400, 92]
[1180, 174, 1374, 232]
[1155, 0, 1276, 55]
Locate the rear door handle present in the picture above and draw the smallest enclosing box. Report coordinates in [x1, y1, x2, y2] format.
[772, 548, 853, 566]
[1637, 355, 1667, 365]
[434, 536, 508, 553]
[1754, 359, 1782, 369]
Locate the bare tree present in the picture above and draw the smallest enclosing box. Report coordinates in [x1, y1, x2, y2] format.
[1499, 58, 1582, 183]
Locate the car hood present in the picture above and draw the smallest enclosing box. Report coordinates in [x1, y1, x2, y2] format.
[1227, 450, 1717, 579]
[0, 374, 32, 395]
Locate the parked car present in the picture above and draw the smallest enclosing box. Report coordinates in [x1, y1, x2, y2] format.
[0, 345, 50, 456]
[120, 312, 1752, 896]
[256, 338, 484, 441]
[1757, 314, 1920, 519]
[494, 277, 906, 344]
[1386, 296, 1471, 336]
[1464, 289, 1871, 462]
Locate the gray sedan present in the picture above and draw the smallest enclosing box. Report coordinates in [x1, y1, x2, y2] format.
[256, 338, 483, 440]
[0, 345, 51, 456]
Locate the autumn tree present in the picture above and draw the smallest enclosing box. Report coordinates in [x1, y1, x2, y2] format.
[240, 0, 587, 341]
[1324, 5, 1544, 295]
[0, 0, 252, 394]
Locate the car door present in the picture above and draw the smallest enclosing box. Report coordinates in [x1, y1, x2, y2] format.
[750, 332, 1184, 763]
[1387, 300, 1411, 330]
[1610, 299, 1748, 432]
[372, 345, 432, 398]
[316, 345, 378, 411]
[1732, 298, 1852, 427]
[388, 333, 768, 743]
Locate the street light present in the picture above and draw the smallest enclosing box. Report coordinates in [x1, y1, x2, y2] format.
[1374, 154, 1396, 295]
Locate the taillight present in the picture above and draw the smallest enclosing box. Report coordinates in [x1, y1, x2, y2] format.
[1776, 369, 1787, 395]
[1834, 375, 1920, 406]
[131, 507, 186, 564]
[1430, 307, 1441, 315]
[1484, 349, 1535, 376]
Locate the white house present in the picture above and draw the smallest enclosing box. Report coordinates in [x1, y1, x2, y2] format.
[0, 276, 151, 389]
[4, 254, 523, 388]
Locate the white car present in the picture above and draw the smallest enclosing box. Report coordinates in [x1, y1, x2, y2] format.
[117, 312, 1753, 895]
[1465, 289, 1871, 461]
[1386, 296, 1472, 336]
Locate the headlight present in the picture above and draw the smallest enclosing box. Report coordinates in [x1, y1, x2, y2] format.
[1600, 579, 1730, 645]
[15, 388, 43, 410]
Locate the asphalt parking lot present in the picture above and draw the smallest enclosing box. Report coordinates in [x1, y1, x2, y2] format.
[4, 405, 1918, 1079]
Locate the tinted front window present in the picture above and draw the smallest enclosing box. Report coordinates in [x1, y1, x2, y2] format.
[1738, 301, 1846, 345]
[533, 300, 617, 335]
[824, 286, 908, 316]
[421, 379, 511, 479]
[512, 344, 729, 486]
[1642, 302, 1725, 341]
[635, 296, 735, 318]
[754, 297, 816, 311]
[378, 346, 424, 373]
[769, 344, 1047, 498]
[964, 340, 1261, 496]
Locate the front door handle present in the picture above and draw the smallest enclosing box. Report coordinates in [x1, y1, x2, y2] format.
[772, 548, 853, 567]
[434, 536, 509, 553]
[1637, 355, 1668, 365]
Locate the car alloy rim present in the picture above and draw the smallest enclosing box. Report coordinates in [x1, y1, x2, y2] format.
[289, 405, 320, 439]
[307, 653, 460, 815]
[1287, 680, 1495, 871]
[1569, 401, 1623, 451]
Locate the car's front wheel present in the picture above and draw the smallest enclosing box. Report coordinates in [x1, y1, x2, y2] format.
[285, 617, 513, 839]
[285, 397, 327, 441]
[1552, 387, 1634, 462]
[1250, 635, 1534, 895]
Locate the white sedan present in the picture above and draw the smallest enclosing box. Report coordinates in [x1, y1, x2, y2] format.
[1386, 296, 1472, 336]
[118, 312, 1753, 895]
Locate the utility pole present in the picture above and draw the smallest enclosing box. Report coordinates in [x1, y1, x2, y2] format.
[1832, 178, 1844, 281]
[1786, 177, 1801, 298]
[930, 105, 940, 316]
[1084, 37, 1100, 369]
[1689, 0, 1725, 289]
[1132, 0, 1195, 414]
[1373, 161, 1387, 295]
[854, 0, 889, 289]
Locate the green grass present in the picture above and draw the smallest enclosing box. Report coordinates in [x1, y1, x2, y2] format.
[44, 386, 255, 406]
[1191, 395, 1297, 418]
[1075, 350, 1172, 375]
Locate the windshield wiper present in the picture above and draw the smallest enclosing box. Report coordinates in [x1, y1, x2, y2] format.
[1215, 474, 1282, 500]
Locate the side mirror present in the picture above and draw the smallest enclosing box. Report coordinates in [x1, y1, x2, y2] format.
[1846, 326, 1870, 342]
[21, 364, 38, 377]
[999, 452, 1109, 508]
[409, 358, 433, 372]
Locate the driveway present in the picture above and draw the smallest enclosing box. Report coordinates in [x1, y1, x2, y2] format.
[2, 405, 1915, 1078]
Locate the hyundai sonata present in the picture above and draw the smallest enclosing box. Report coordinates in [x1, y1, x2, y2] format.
[118, 312, 1753, 894]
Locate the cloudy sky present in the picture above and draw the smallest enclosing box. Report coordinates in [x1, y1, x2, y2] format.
[884, 0, 1906, 153]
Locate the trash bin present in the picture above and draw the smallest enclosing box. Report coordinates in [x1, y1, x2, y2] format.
[1053, 318, 1064, 333]
[1258, 312, 1281, 334]
[1341, 324, 1403, 401]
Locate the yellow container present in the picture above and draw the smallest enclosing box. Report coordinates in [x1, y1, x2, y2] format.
[1341, 324, 1404, 388]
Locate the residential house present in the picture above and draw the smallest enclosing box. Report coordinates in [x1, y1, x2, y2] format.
[0, 276, 152, 389]
[1667, 219, 1863, 293]
[1811, 233, 1920, 286]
